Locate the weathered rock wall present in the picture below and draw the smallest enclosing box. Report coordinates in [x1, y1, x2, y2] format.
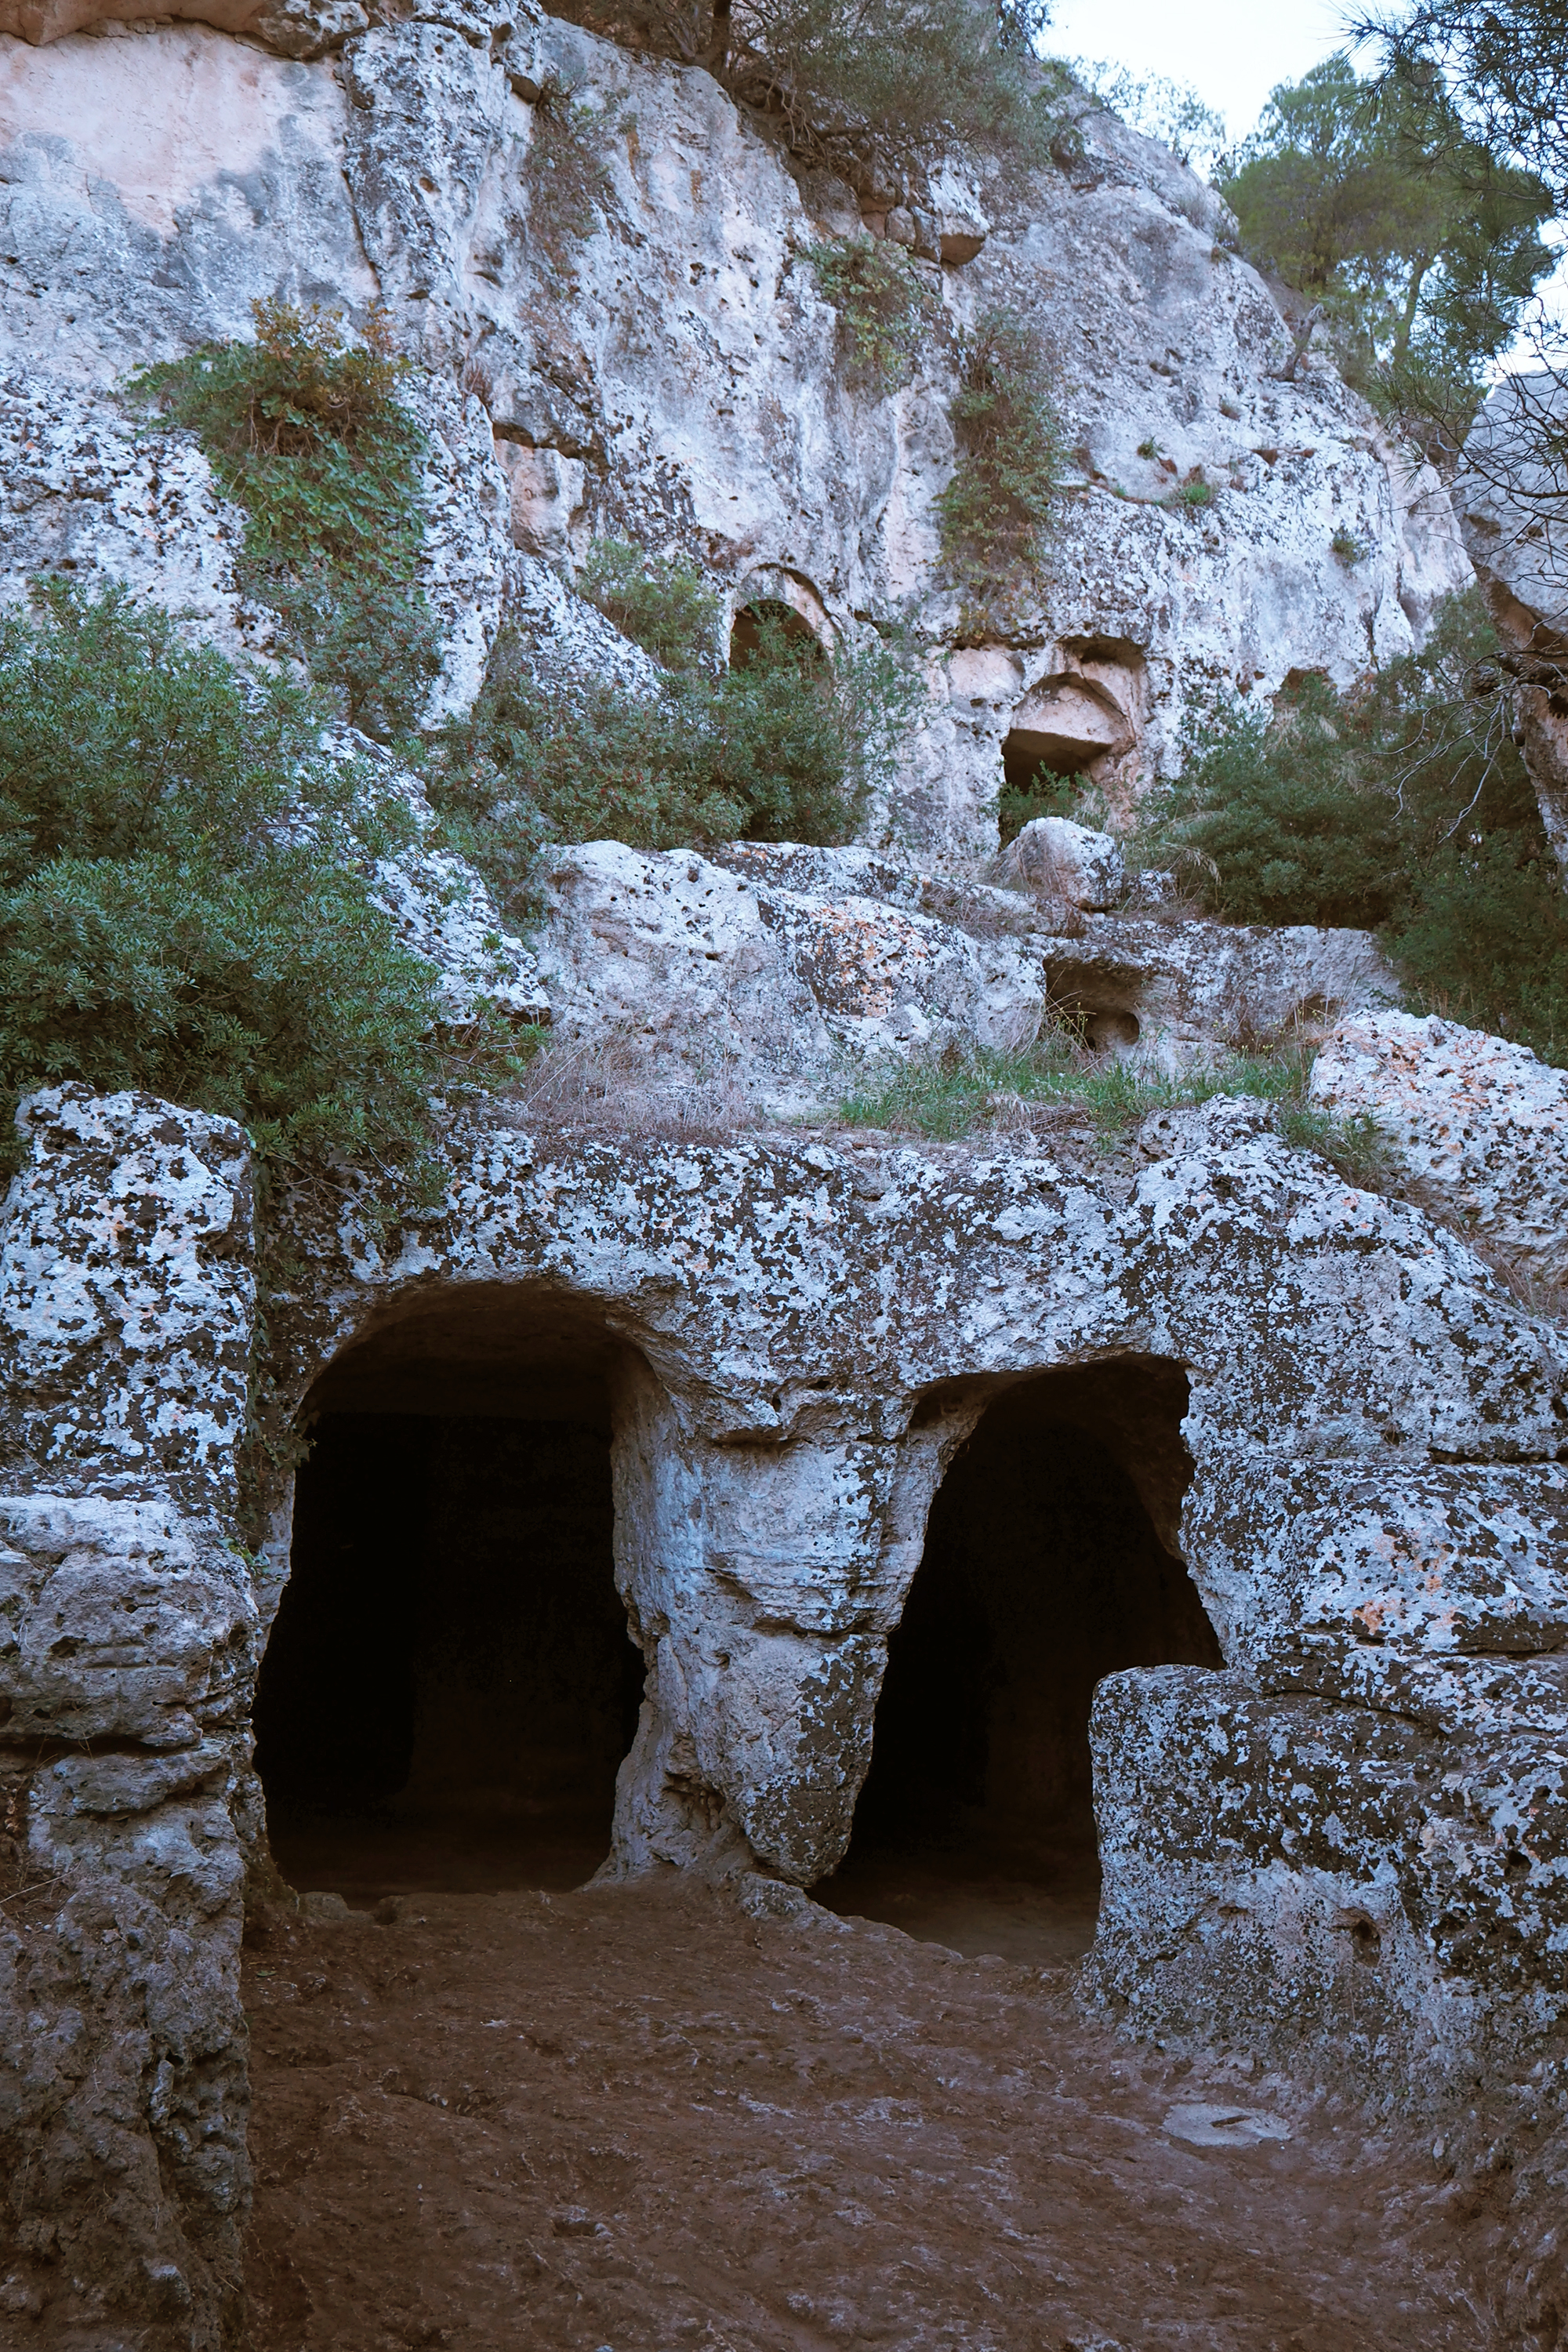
[0, 1091, 260, 2347]
[1453, 370, 1568, 876]
[4, 1076, 1567, 2333]
[0, 0, 1471, 854]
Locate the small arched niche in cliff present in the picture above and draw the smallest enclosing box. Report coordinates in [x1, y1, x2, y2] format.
[1001, 673, 1133, 793]
[252, 1288, 647, 1904]
[730, 594, 830, 670]
[818, 1357, 1221, 1960]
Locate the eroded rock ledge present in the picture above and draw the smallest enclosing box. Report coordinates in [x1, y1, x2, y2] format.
[2, 1080, 1566, 2335]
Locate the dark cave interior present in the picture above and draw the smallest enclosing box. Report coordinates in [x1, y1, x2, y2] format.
[256, 1316, 1220, 1959]
[819, 1359, 1221, 1960]
[254, 1294, 644, 1904]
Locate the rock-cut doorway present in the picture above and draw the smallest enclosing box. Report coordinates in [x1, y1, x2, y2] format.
[819, 1360, 1221, 1962]
[252, 1291, 645, 1907]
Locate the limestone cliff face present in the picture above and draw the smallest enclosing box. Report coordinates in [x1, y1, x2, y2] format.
[1452, 371, 1568, 877]
[5, 14, 1568, 2350]
[0, 0, 1470, 853]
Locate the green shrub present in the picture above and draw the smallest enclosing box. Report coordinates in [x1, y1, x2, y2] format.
[803, 237, 937, 395]
[431, 608, 923, 857]
[578, 539, 723, 673]
[995, 767, 1089, 846]
[0, 582, 519, 1189]
[134, 299, 442, 739]
[431, 663, 749, 856]
[1134, 592, 1568, 1063]
[1138, 674, 1399, 928]
[936, 307, 1065, 615]
[521, 75, 625, 278]
[725, 0, 1065, 175]
[1389, 834, 1568, 1064]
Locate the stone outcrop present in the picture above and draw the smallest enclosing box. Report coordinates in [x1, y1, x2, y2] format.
[1312, 1010, 1568, 1296]
[1452, 370, 1568, 875]
[5, 1077, 1568, 2331]
[533, 837, 1401, 1091]
[995, 814, 1127, 913]
[0, 1091, 259, 2346]
[537, 839, 1045, 1101]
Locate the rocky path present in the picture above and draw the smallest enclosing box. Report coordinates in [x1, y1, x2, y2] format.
[241, 1878, 1497, 2352]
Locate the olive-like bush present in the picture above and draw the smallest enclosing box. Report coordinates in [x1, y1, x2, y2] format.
[936, 307, 1066, 616]
[1133, 591, 1568, 1063]
[430, 603, 923, 859]
[0, 583, 518, 1187]
[578, 539, 724, 673]
[135, 300, 444, 739]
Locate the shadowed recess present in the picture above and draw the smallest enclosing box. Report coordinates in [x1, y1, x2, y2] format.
[254, 1298, 646, 1904]
[821, 1359, 1221, 1961]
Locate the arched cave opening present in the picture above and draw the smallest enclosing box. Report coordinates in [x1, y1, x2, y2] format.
[1001, 728, 1086, 800]
[252, 1292, 645, 1906]
[729, 594, 827, 670]
[819, 1359, 1221, 1962]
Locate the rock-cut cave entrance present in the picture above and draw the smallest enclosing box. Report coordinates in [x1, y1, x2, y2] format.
[820, 1359, 1221, 1963]
[252, 1291, 645, 1907]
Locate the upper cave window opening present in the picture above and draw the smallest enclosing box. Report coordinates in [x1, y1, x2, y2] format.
[819, 1358, 1220, 1962]
[251, 1293, 646, 1908]
[730, 595, 828, 670]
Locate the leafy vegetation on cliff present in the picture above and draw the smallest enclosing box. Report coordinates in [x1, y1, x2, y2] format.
[803, 237, 938, 396]
[936, 307, 1066, 621]
[543, 0, 1073, 176]
[429, 564, 924, 860]
[1132, 593, 1568, 1063]
[723, 0, 1066, 176]
[0, 584, 515, 1187]
[134, 300, 443, 739]
[578, 539, 724, 672]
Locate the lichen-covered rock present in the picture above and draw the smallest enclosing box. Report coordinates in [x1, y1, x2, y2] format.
[996, 815, 1127, 912]
[346, 741, 550, 1025]
[0, 24, 381, 378]
[0, 1087, 255, 1510]
[0, 1092, 263, 2347]
[1090, 1662, 1568, 2107]
[0, 1492, 260, 1749]
[536, 840, 1406, 1082]
[535, 839, 1044, 1097]
[0, 376, 253, 654]
[1043, 912, 1399, 1065]
[1311, 1010, 1568, 1292]
[536, 841, 835, 1095]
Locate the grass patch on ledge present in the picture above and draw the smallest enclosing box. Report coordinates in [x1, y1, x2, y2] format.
[831, 1030, 1391, 1182]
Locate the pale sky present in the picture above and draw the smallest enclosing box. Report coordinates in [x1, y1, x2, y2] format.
[1043, 0, 1352, 144]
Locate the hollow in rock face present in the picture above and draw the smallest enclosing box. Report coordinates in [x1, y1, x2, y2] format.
[820, 1370, 1221, 1960]
[254, 1410, 644, 1901]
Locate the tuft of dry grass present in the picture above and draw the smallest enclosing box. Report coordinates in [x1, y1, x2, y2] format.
[495, 1031, 769, 1147]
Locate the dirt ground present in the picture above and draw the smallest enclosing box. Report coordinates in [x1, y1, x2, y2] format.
[241, 1864, 1503, 2352]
